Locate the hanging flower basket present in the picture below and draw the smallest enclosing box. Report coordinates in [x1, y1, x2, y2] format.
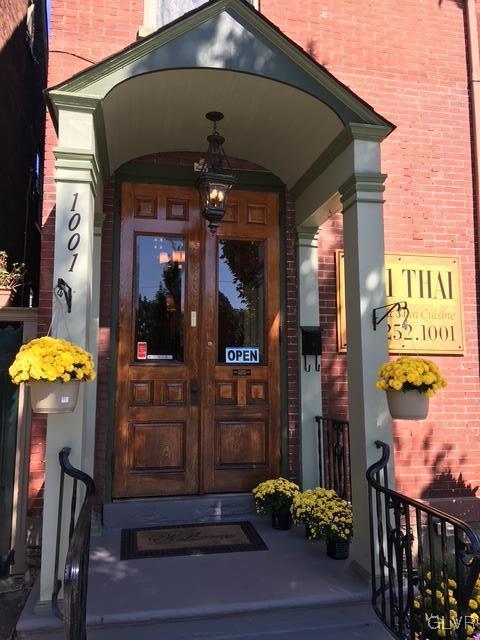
[376, 357, 447, 421]
[386, 389, 429, 421]
[29, 379, 81, 413]
[9, 336, 96, 414]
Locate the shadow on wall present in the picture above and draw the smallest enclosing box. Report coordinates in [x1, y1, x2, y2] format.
[416, 428, 479, 500]
[395, 426, 480, 523]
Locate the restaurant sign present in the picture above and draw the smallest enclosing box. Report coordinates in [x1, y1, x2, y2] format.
[336, 252, 464, 354]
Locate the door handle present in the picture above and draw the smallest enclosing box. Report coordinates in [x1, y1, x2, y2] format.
[190, 380, 198, 405]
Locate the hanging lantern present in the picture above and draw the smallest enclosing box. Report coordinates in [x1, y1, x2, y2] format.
[195, 111, 236, 233]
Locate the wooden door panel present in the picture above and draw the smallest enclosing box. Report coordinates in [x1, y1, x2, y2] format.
[113, 183, 200, 497]
[202, 191, 281, 493]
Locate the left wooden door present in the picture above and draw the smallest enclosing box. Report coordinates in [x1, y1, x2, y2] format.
[113, 183, 201, 497]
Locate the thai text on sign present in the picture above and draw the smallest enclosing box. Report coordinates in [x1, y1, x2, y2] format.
[336, 252, 464, 354]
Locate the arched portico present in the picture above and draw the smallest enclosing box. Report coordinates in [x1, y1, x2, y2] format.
[41, 0, 394, 603]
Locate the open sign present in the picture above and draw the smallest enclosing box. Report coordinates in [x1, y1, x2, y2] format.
[225, 348, 260, 364]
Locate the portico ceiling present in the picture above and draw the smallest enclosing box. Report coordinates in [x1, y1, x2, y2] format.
[102, 69, 343, 187]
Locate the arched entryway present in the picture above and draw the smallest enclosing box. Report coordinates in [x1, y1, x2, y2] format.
[41, 0, 394, 603]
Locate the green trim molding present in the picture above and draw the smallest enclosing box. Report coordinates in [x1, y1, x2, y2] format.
[339, 173, 387, 210]
[290, 123, 391, 199]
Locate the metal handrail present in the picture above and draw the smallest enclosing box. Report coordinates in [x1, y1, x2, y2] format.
[51, 447, 95, 640]
[367, 440, 480, 640]
[315, 416, 351, 501]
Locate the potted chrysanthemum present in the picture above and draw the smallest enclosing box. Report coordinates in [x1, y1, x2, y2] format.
[291, 488, 353, 559]
[9, 336, 96, 413]
[252, 477, 300, 530]
[376, 356, 447, 420]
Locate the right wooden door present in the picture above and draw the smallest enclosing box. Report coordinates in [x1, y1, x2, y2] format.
[201, 190, 281, 493]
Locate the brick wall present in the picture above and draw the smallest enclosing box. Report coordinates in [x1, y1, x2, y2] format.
[261, 0, 479, 499]
[35, 0, 480, 512]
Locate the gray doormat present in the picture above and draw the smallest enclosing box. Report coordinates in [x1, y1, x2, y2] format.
[120, 521, 268, 560]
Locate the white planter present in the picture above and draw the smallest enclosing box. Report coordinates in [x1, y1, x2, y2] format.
[29, 380, 80, 414]
[386, 389, 429, 421]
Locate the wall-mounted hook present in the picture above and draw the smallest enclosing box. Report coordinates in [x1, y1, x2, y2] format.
[55, 278, 72, 313]
[304, 356, 311, 373]
[315, 356, 320, 372]
[372, 301, 409, 331]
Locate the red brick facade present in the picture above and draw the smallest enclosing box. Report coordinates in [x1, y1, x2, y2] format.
[31, 0, 480, 514]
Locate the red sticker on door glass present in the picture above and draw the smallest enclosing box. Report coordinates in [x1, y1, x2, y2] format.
[137, 342, 147, 360]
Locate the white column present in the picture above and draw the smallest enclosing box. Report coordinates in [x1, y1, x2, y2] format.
[339, 170, 392, 578]
[39, 110, 102, 603]
[297, 227, 322, 489]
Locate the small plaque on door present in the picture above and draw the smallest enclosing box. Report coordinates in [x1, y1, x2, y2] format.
[233, 368, 251, 377]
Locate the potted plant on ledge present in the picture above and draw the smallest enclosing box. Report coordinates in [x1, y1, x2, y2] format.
[0, 251, 26, 308]
[9, 336, 96, 413]
[252, 478, 299, 530]
[376, 356, 447, 420]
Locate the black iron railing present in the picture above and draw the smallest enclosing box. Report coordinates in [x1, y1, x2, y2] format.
[367, 441, 480, 640]
[52, 447, 95, 640]
[315, 416, 351, 501]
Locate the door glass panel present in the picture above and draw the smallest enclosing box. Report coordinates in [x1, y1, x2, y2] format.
[135, 235, 185, 362]
[218, 240, 265, 364]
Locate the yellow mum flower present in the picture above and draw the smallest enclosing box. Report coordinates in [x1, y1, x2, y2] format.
[9, 336, 96, 385]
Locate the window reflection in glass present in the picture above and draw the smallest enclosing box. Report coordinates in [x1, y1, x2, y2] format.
[135, 236, 185, 362]
[218, 240, 265, 364]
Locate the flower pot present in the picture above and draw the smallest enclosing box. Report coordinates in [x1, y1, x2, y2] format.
[326, 539, 350, 560]
[271, 509, 292, 530]
[0, 288, 13, 309]
[29, 380, 80, 414]
[386, 389, 429, 420]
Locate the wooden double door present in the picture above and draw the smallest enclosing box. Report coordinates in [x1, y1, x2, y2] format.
[113, 183, 281, 497]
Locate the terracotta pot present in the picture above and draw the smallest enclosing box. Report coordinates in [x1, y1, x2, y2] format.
[386, 389, 429, 420]
[0, 288, 13, 309]
[29, 380, 80, 414]
[326, 539, 350, 560]
[271, 509, 292, 530]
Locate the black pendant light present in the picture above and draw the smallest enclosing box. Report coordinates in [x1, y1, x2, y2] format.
[195, 112, 236, 233]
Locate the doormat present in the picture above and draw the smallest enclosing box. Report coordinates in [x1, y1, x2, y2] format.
[120, 521, 268, 560]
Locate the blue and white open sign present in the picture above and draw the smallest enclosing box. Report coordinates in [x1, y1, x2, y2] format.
[225, 347, 260, 364]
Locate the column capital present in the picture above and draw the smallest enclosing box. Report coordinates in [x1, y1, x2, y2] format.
[296, 226, 320, 248]
[339, 172, 387, 210]
[53, 148, 100, 196]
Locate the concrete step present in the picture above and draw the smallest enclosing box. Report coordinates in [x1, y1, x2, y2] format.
[18, 506, 393, 640]
[103, 493, 257, 529]
[83, 601, 391, 640]
[17, 593, 391, 640]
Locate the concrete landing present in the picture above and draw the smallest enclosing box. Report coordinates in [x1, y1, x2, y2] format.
[17, 502, 392, 639]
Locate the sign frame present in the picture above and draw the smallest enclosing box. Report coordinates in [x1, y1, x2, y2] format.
[336, 251, 465, 355]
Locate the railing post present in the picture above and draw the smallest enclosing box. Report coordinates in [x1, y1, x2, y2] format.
[51, 448, 95, 640]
